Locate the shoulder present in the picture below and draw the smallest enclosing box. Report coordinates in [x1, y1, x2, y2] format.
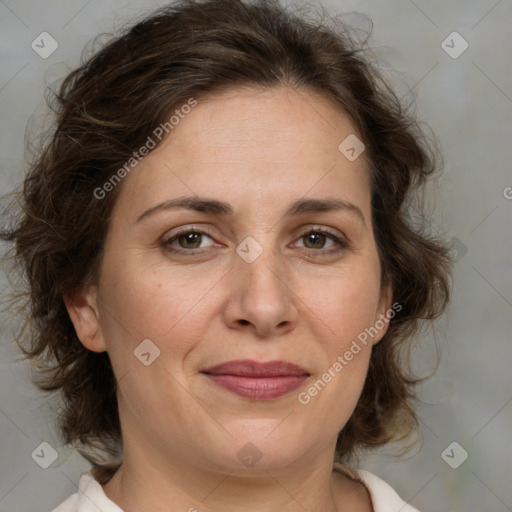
[51, 493, 78, 512]
[51, 472, 124, 512]
[333, 462, 421, 512]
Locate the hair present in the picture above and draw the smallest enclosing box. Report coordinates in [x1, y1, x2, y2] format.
[1, 0, 451, 484]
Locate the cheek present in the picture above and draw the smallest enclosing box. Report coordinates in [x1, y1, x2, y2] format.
[296, 268, 380, 433]
[302, 262, 382, 348]
[97, 252, 222, 361]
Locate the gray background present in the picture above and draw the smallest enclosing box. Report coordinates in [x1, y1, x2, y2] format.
[1, 0, 511, 511]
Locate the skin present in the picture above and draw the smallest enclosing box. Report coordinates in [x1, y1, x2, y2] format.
[65, 85, 392, 512]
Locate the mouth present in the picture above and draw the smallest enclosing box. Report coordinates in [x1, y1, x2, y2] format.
[201, 359, 310, 400]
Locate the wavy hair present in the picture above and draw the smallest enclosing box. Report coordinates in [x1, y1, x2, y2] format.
[1, 0, 451, 484]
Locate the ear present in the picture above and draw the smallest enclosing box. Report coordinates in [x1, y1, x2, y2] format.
[371, 281, 394, 346]
[62, 285, 106, 353]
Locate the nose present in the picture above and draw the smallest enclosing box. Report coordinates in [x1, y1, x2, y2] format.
[222, 243, 299, 338]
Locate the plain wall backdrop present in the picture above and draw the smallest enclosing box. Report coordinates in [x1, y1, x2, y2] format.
[1, 0, 511, 511]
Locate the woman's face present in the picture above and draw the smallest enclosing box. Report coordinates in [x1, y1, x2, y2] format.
[69, 86, 391, 475]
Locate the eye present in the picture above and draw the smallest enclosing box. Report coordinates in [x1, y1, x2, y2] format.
[161, 225, 349, 257]
[294, 228, 349, 256]
[162, 227, 217, 254]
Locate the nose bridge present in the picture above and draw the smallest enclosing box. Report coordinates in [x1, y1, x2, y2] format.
[226, 232, 297, 335]
[237, 233, 286, 301]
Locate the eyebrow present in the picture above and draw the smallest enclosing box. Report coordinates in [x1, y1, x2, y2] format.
[136, 195, 366, 227]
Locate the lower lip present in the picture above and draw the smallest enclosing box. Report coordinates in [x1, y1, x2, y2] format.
[203, 374, 309, 400]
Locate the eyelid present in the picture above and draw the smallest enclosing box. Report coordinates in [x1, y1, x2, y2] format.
[294, 224, 347, 241]
[164, 224, 215, 238]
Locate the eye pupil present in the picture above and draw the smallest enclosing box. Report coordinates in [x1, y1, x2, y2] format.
[305, 232, 326, 249]
[179, 232, 201, 248]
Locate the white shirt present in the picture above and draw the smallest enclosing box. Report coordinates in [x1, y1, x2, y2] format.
[52, 468, 420, 512]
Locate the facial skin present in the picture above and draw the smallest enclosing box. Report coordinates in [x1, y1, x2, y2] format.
[65, 86, 391, 512]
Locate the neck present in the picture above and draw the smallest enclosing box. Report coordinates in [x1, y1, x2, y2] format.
[102, 441, 342, 512]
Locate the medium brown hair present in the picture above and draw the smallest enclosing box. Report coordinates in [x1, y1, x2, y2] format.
[1, 0, 451, 483]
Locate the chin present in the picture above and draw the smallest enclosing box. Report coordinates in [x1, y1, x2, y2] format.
[202, 421, 314, 473]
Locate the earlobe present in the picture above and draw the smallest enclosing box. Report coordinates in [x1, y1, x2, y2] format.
[62, 285, 106, 353]
[372, 283, 393, 346]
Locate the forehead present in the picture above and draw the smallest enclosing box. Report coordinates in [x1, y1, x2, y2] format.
[113, 86, 371, 219]
[164, 85, 366, 166]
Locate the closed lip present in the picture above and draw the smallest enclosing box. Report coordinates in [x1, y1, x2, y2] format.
[201, 359, 310, 377]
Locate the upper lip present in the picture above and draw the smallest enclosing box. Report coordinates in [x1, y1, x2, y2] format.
[202, 359, 309, 377]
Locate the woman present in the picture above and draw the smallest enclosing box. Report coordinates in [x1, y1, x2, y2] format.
[1, 0, 451, 510]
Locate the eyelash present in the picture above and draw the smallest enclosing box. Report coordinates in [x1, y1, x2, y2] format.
[161, 225, 349, 257]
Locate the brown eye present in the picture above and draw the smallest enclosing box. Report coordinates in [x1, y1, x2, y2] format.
[163, 229, 216, 253]
[302, 232, 330, 249]
[294, 229, 349, 256]
[175, 232, 204, 249]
